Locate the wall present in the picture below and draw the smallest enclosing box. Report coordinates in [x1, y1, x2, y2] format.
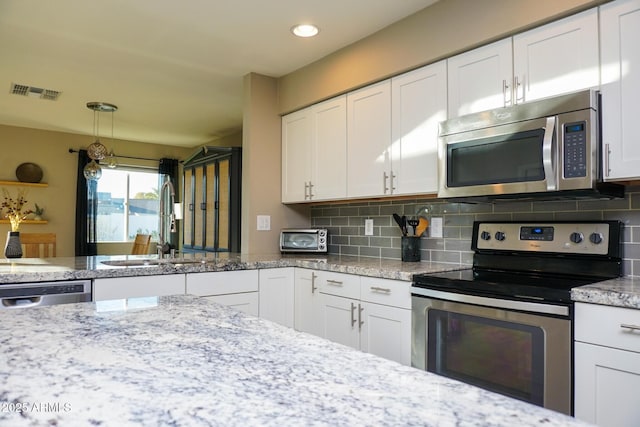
[278, 0, 608, 113]
[0, 124, 191, 257]
[311, 187, 640, 277]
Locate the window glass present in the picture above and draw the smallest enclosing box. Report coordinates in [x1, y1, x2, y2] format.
[96, 168, 160, 242]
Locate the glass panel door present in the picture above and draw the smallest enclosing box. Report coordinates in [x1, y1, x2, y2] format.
[218, 159, 230, 250]
[205, 163, 217, 250]
[183, 168, 193, 246]
[193, 166, 204, 248]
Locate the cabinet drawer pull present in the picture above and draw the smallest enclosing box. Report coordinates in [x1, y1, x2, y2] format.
[311, 272, 318, 294]
[620, 323, 640, 332]
[358, 303, 364, 330]
[350, 302, 357, 327]
[326, 279, 343, 286]
[370, 286, 391, 294]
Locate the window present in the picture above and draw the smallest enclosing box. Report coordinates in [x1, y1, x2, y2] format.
[95, 167, 160, 242]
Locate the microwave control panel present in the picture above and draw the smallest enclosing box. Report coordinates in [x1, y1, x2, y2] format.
[563, 121, 587, 179]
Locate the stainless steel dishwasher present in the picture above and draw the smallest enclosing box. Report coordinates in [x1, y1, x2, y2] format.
[0, 280, 92, 309]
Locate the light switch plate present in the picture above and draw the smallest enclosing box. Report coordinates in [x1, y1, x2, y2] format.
[364, 219, 374, 236]
[430, 217, 443, 238]
[257, 215, 271, 231]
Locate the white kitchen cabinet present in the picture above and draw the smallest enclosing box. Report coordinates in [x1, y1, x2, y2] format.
[294, 268, 322, 336]
[574, 302, 640, 426]
[448, 9, 598, 118]
[346, 80, 392, 198]
[600, 0, 640, 181]
[512, 8, 599, 104]
[93, 274, 185, 301]
[259, 268, 295, 328]
[185, 270, 259, 316]
[317, 271, 412, 365]
[391, 61, 447, 195]
[281, 96, 347, 203]
[447, 38, 514, 117]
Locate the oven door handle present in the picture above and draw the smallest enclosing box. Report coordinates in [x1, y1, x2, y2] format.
[542, 116, 557, 191]
[411, 287, 569, 317]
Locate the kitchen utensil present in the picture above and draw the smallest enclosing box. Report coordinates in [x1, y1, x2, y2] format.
[416, 217, 429, 237]
[392, 213, 407, 236]
[401, 215, 408, 236]
[407, 218, 419, 236]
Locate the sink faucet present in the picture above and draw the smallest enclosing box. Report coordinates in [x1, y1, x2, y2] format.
[158, 176, 177, 258]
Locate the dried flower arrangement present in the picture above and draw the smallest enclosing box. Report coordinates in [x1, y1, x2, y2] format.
[1, 188, 33, 232]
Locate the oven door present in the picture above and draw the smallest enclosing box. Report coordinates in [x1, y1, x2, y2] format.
[438, 115, 558, 199]
[411, 290, 572, 415]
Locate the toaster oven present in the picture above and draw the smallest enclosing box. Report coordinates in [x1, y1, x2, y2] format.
[280, 229, 328, 253]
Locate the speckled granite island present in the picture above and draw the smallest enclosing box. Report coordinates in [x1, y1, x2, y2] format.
[0, 294, 589, 426]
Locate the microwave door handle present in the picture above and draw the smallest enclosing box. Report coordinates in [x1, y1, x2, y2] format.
[542, 117, 557, 191]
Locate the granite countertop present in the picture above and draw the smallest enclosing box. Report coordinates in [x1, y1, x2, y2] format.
[0, 295, 589, 427]
[0, 253, 465, 284]
[571, 275, 640, 310]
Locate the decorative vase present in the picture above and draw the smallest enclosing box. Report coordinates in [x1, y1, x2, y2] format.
[4, 231, 22, 258]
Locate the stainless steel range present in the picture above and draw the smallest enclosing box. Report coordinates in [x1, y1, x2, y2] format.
[411, 221, 622, 416]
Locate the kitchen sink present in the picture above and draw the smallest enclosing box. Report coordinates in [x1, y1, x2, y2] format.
[101, 258, 207, 267]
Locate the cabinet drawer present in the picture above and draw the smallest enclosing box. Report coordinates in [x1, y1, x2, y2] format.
[93, 274, 185, 301]
[317, 271, 360, 299]
[360, 277, 411, 309]
[575, 302, 640, 353]
[186, 270, 259, 296]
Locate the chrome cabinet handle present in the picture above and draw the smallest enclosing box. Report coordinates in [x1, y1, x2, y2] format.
[326, 279, 343, 286]
[383, 172, 389, 194]
[370, 286, 391, 294]
[350, 302, 357, 327]
[605, 143, 611, 177]
[308, 181, 314, 199]
[390, 171, 396, 194]
[311, 272, 318, 294]
[514, 75, 524, 104]
[621, 324, 640, 332]
[502, 79, 512, 107]
[358, 303, 364, 330]
[304, 182, 310, 200]
[542, 116, 557, 191]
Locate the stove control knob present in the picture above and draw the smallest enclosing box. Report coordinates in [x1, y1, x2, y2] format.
[570, 232, 583, 244]
[589, 232, 603, 244]
[495, 231, 506, 241]
[480, 231, 491, 241]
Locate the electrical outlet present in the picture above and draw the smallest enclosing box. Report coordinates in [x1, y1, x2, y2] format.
[430, 217, 443, 238]
[257, 215, 271, 231]
[364, 219, 374, 236]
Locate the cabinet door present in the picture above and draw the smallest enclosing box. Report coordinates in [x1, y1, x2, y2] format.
[447, 38, 513, 117]
[258, 268, 294, 328]
[575, 341, 640, 426]
[513, 8, 599, 103]
[281, 108, 312, 203]
[320, 293, 360, 349]
[600, 0, 640, 181]
[312, 96, 347, 201]
[93, 274, 185, 301]
[205, 292, 259, 317]
[391, 61, 447, 195]
[347, 80, 392, 198]
[294, 268, 322, 336]
[359, 302, 411, 366]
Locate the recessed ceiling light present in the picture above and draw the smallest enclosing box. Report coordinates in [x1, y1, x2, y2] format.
[291, 24, 319, 38]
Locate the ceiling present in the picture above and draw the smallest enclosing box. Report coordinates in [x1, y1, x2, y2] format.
[0, 0, 438, 148]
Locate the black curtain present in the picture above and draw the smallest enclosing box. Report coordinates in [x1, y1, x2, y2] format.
[159, 158, 180, 250]
[75, 150, 98, 256]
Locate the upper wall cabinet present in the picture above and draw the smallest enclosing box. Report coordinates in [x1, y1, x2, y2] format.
[447, 39, 513, 117]
[448, 9, 599, 118]
[391, 61, 447, 195]
[346, 81, 392, 198]
[282, 96, 347, 203]
[600, 0, 640, 181]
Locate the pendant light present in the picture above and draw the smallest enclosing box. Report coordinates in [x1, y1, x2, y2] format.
[84, 102, 117, 181]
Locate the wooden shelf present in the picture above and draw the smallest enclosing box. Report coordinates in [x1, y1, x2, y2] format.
[0, 220, 48, 225]
[0, 180, 48, 188]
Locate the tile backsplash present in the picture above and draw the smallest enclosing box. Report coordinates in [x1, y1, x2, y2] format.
[310, 186, 640, 277]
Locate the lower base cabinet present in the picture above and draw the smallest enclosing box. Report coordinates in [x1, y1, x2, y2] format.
[186, 270, 259, 317]
[294, 268, 323, 336]
[574, 302, 640, 426]
[93, 274, 186, 301]
[259, 268, 295, 328]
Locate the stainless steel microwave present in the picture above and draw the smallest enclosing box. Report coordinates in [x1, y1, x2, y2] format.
[437, 90, 623, 201]
[280, 229, 328, 253]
